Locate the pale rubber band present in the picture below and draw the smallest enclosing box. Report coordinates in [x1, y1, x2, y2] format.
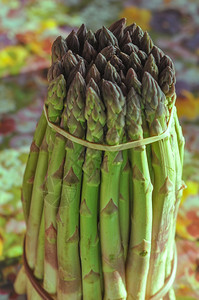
[23, 235, 177, 299]
[43, 103, 175, 152]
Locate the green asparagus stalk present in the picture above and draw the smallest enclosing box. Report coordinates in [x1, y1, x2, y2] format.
[126, 87, 153, 300]
[21, 112, 47, 224]
[57, 72, 86, 300]
[14, 266, 27, 295]
[100, 80, 127, 300]
[142, 72, 176, 298]
[80, 85, 106, 299]
[22, 58, 64, 223]
[174, 110, 185, 167]
[164, 110, 185, 300]
[43, 127, 67, 294]
[32, 65, 66, 282]
[34, 210, 45, 280]
[125, 68, 154, 183]
[118, 146, 130, 262]
[157, 64, 184, 300]
[163, 109, 180, 300]
[25, 132, 49, 270]
[42, 74, 67, 294]
[26, 74, 66, 270]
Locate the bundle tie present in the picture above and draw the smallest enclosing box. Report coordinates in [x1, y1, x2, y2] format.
[23, 236, 177, 299]
[43, 103, 175, 152]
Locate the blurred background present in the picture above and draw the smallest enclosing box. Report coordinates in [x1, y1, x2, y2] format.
[0, 0, 198, 299]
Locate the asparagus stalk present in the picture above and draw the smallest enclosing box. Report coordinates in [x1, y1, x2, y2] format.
[32, 64, 66, 283]
[157, 65, 184, 299]
[14, 266, 27, 295]
[80, 85, 106, 299]
[164, 113, 185, 300]
[43, 71, 67, 292]
[57, 72, 86, 300]
[22, 59, 63, 223]
[126, 88, 153, 300]
[25, 131, 49, 270]
[118, 146, 130, 262]
[142, 72, 176, 298]
[21, 112, 47, 224]
[26, 74, 66, 270]
[34, 210, 45, 280]
[174, 108, 185, 167]
[43, 125, 67, 294]
[125, 68, 154, 183]
[100, 80, 127, 300]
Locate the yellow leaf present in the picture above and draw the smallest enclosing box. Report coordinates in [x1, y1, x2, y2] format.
[176, 214, 192, 240]
[37, 19, 57, 34]
[0, 235, 3, 256]
[176, 91, 199, 120]
[119, 6, 151, 31]
[0, 46, 29, 69]
[181, 181, 199, 204]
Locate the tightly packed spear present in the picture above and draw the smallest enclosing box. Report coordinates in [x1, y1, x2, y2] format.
[15, 18, 185, 300]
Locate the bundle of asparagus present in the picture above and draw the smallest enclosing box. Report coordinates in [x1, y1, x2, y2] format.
[15, 18, 185, 300]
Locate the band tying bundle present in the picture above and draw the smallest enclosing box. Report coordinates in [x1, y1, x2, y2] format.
[43, 102, 176, 152]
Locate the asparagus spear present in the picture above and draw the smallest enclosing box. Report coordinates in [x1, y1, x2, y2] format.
[100, 80, 127, 300]
[22, 59, 64, 223]
[118, 145, 130, 262]
[125, 68, 154, 183]
[34, 210, 45, 280]
[32, 65, 66, 283]
[43, 125, 67, 294]
[104, 53, 130, 263]
[164, 110, 184, 300]
[66, 30, 80, 53]
[163, 107, 181, 300]
[26, 74, 66, 270]
[142, 72, 176, 298]
[108, 18, 126, 43]
[98, 26, 118, 50]
[80, 86, 106, 299]
[51, 36, 68, 63]
[174, 110, 185, 167]
[45, 74, 67, 159]
[157, 65, 184, 300]
[85, 29, 97, 49]
[126, 88, 153, 300]
[14, 266, 27, 295]
[21, 112, 47, 224]
[42, 71, 68, 293]
[57, 72, 86, 300]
